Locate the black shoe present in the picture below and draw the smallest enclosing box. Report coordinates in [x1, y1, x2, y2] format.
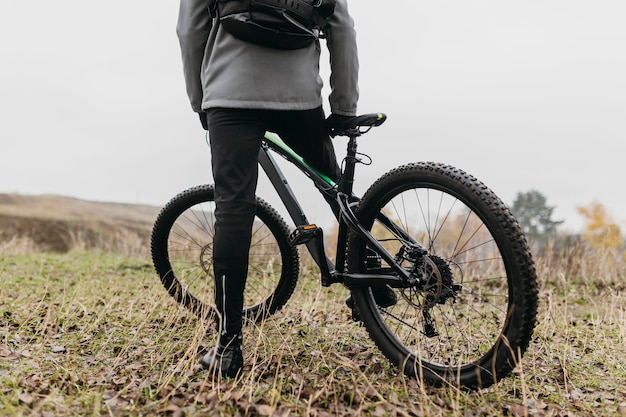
[200, 333, 243, 378]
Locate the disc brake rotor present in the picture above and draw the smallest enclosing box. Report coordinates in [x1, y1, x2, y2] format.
[399, 254, 456, 309]
[200, 244, 213, 274]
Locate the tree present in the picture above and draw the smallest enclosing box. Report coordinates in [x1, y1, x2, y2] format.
[577, 202, 624, 252]
[511, 190, 563, 246]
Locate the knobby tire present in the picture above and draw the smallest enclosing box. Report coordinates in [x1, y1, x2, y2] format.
[346, 162, 538, 389]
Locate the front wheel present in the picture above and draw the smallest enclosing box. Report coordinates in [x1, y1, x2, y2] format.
[347, 162, 538, 389]
[151, 185, 299, 324]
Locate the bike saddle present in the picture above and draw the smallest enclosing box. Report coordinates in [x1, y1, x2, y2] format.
[327, 113, 387, 137]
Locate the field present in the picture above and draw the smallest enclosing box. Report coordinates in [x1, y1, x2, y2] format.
[1, 194, 625, 416]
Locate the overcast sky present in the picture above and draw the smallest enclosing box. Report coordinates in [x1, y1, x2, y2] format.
[1, 1, 625, 233]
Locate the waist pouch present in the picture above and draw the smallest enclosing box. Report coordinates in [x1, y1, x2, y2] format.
[212, 0, 336, 50]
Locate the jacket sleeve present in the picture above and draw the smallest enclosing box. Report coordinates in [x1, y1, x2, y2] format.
[176, 0, 213, 113]
[325, 0, 359, 116]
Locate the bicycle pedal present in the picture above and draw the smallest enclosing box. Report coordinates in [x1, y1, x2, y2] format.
[288, 224, 322, 246]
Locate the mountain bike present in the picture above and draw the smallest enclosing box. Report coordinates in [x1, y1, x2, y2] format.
[150, 113, 538, 389]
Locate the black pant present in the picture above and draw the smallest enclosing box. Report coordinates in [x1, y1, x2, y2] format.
[206, 107, 340, 337]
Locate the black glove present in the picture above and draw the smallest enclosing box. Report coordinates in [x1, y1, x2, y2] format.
[199, 112, 208, 130]
[319, 0, 336, 17]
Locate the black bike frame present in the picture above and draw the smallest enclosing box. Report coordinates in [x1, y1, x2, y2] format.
[258, 132, 421, 289]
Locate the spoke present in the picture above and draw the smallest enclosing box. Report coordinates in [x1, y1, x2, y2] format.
[380, 306, 422, 334]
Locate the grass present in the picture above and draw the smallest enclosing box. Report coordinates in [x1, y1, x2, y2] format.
[1, 249, 626, 416]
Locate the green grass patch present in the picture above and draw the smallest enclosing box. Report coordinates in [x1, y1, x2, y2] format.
[1, 251, 625, 416]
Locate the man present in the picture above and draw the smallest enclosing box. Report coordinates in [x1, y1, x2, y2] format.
[176, 0, 359, 378]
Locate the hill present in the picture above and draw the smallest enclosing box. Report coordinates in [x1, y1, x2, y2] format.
[0, 193, 160, 255]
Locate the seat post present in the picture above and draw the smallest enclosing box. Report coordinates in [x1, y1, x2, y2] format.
[338, 135, 359, 195]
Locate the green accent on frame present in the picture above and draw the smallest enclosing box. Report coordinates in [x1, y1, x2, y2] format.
[264, 132, 336, 186]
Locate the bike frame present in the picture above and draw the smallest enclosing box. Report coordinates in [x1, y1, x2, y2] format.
[259, 131, 423, 289]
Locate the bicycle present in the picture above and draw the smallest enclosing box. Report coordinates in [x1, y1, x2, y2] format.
[150, 113, 538, 390]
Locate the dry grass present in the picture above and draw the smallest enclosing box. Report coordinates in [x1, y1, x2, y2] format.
[1, 194, 626, 416]
[1, 245, 625, 416]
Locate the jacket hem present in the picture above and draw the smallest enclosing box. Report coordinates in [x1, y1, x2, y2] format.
[201, 98, 324, 111]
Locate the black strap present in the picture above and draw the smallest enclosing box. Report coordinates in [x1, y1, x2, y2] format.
[216, 0, 333, 27]
[255, 0, 316, 20]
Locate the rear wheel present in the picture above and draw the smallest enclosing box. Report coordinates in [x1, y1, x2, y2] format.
[151, 185, 299, 324]
[347, 162, 538, 389]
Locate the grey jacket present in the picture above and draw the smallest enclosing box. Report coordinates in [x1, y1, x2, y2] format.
[176, 0, 359, 115]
